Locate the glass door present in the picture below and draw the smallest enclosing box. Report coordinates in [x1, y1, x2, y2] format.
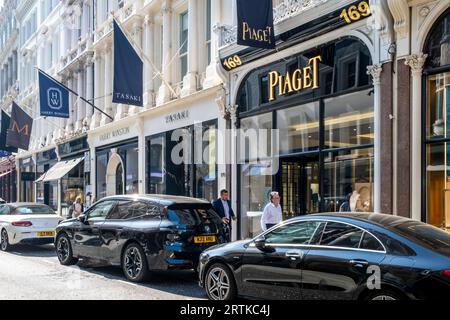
[279, 156, 320, 220]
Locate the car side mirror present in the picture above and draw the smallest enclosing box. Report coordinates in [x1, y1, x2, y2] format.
[254, 236, 274, 253]
[77, 214, 88, 224]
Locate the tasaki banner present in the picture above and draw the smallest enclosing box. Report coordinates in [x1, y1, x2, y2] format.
[38, 69, 70, 118]
[113, 19, 144, 107]
[237, 0, 275, 49]
[0, 110, 18, 153]
[6, 102, 33, 151]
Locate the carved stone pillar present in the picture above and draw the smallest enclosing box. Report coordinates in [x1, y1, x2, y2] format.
[405, 53, 427, 222]
[367, 64, 383, 213]
[156, 1, 173, 106]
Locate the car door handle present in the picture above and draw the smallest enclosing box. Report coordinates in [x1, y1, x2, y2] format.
[286, 250, 304, 260]
[349, 259, 369, 267]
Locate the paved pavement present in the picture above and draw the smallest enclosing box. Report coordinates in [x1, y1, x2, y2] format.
[0, 244, 206, 300]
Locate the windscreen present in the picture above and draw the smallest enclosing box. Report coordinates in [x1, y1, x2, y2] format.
[14, 206, 56, 215]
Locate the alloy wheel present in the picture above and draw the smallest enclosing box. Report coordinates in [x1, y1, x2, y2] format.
[57, 237, 70, 262]
[1, 230, 7, 251]
[207, 267, 231, 300]
[125, 247, 143, 280]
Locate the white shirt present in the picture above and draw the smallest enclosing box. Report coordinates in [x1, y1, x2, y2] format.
[260, 203, 283, 231]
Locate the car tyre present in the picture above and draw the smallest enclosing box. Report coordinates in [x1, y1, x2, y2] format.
[364, 289, 405, 301]
[205, 263, 237, 300]
[122, 243, 150, 283]
[1, 229, 10, 252]
[56, 234, 79, 266]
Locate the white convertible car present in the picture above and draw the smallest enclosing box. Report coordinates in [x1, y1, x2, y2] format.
[0, 203, 64, 251]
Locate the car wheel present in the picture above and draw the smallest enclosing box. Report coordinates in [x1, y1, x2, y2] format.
[122, 243, 150, 283]
[1, 229, 10, 252]
[56, 234, 79, 266]
[365, 289, 404, 301]
[205, 263, 237, 300]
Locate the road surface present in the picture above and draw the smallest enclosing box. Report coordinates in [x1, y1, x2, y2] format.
[0, 244, 206, 300]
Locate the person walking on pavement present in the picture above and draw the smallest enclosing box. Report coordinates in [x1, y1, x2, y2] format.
[73, 196, 84, 218]
[261, 191, 283, 231]
[212, 189, 237, 242]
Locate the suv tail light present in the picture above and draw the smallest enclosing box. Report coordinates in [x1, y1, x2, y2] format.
[441, 270, 450, 277]
[12, 221, 33, 227]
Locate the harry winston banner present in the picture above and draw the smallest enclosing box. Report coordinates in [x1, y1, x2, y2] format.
[237, 0, 276, 49]
[0, 110, 18, 153]
[6, 102, 33, 151]
[38, 69, 70, 118]
[113, 19, 144, 107]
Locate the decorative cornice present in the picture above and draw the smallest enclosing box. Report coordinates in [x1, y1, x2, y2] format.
[387, 0, 409, 37]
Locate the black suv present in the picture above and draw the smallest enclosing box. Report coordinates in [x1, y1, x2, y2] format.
[55, 195, 227, 282]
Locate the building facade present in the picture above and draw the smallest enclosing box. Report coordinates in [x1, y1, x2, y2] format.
[2, 0, 449, 239]
[0, 0, 19, 202]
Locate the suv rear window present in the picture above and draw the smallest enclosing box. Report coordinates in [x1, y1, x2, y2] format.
[167, 204, 222, 226]
[393, 221, 450, 257]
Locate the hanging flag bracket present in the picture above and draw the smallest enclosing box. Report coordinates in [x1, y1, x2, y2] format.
[36, 68, 114, 121]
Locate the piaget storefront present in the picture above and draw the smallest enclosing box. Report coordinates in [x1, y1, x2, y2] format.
[424, 8, 450, 230]
[236, 37, 375, 238]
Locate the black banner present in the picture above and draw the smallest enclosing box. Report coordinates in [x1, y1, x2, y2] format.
[0, 110, 18, 153]
[237, 0, 275, 49]
[6, 102, 33, 151]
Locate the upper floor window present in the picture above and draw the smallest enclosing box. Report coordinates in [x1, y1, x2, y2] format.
[180, 11, 189, 80]
[424, 7, 450, 69]
[206, 0, 212, 65]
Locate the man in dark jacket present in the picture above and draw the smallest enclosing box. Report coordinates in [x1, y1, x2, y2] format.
[212, 189, 237, 242]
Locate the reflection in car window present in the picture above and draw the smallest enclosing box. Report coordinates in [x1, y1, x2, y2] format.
[360, 232, 384, 251]
[88, 201, 115, 222]
[0, 205, 9, 215]
[108, 201, 149, 220]
[264, 221, 323, 245]
[320, 222, 364, 248]
[167, 206, 222, 227]
[13, 206, 55, 215]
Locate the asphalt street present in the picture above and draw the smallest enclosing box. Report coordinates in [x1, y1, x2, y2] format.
[0, 244, 206, 300]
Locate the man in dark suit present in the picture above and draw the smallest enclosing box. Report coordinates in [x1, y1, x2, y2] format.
[212, 189, 237, 242]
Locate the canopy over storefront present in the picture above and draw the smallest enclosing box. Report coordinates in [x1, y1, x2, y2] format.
[35, 157, 85, 183]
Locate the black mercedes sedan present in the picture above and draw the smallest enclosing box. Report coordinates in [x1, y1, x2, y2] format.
[55, 195, 227, 282]
[198, 213, 450, 300]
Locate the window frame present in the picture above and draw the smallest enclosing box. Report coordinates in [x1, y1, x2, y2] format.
[251, 219, 386, 253]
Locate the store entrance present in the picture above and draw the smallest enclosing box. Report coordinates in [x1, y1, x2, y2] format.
[277, 155, 320, 220]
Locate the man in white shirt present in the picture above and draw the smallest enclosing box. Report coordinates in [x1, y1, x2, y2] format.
[261, 191, 283, 231]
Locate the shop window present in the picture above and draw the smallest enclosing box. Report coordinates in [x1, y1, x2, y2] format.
[96, 153, 108, 199]
[322, 148, 374, 213]
[426, 72, 450, 140]
[277, 102, 320, 154]
[239, 113, 273, 162]
[148, 133, 166, 194]
[324, 89, 374, 149]
[260, 75, 270, 104]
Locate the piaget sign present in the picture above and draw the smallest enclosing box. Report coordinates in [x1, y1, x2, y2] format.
[268, 55, 322, 102]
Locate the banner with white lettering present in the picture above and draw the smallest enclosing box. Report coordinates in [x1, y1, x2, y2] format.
[6, 102, 33, 151]
[113, 19, 144, 107]
[38, 70, 70, 118]
[237, 0, 275, 49]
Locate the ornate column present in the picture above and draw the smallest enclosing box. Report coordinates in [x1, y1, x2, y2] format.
[128, 19, 143, 115]
[144, 14, 155, 109]
[156, 1, 173, 106]
[405, 53, 427, 222]
[90, 49, 102, 129]
[75, 65, 85, 133]
[85, 55, 94, 131]
[204, 0, 223, 89]
[101, 45, 112, 126]
[181, 0, 198, 96]
[65, 73, 74, 136]
[228, 103, 238, 241]
[367, 64, 383, 213]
